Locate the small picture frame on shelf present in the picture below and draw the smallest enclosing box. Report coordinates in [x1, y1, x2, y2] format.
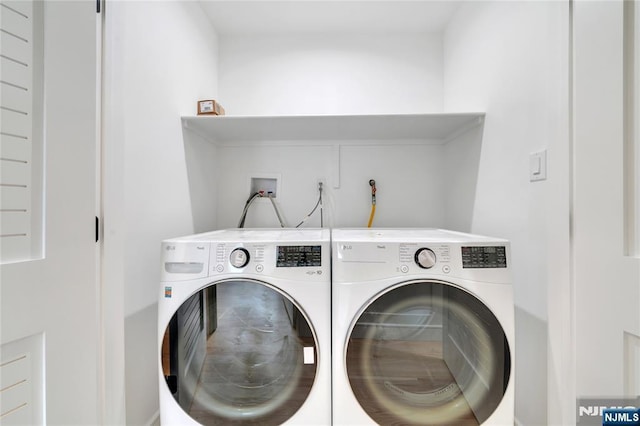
[197, 99, 225, 116]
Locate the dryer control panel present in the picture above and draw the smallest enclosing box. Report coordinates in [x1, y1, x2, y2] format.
[333, 237, 511, 284]
[461, 246, 508, 268]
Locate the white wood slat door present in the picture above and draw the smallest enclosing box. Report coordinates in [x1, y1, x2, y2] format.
[0, 0, 39, 262]
[0, 0, 101, 424]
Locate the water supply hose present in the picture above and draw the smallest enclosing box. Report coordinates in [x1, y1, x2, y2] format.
[367, 179, 376, 228]
[296, 182, 323, 228]
[268, 192, 287, 228]
[238, 192, 261, 228]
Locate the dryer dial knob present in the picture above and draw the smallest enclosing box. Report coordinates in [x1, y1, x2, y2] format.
[229, 248, 250, 268]
[415, 248, 436, 269]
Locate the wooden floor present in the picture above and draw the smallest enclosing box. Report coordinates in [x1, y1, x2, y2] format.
[166, 282, 482, 425]
[186, 282, 316, 426]
[347, 339, 480, 426]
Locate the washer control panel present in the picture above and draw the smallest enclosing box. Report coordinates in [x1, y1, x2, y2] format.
[229, 248, 250, 268]
[414, 248, 437, 269]
[210, 242, 328, 281]
[277, 245, 322, 267]
[160, 242, 210, 281]
[161, 229, 330, 282]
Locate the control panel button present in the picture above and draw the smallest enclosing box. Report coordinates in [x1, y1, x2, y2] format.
[442, 265, 451, 274]
[256, 264, 264, 273]
[400, 265, 409, 273]
[229, 248, 250, 268]
[415, 248, 436, 269]
[215, 264, 224, 273]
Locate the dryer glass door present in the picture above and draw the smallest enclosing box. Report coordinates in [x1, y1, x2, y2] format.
[161, 279, 318, 425]
[346, 281, 510, 426]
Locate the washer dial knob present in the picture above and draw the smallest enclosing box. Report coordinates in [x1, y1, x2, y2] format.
[229, 248, 250, 268]
[415, 248, 436, 269]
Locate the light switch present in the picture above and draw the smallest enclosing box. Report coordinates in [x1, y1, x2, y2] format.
[529, 150, 547, 182]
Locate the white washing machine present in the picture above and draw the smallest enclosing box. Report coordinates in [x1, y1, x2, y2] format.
[332, 228, 514, 426]
[158, 228, 331, 425]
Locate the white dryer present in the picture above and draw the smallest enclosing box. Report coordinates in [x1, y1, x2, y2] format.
[158, 228, 331, 425]
[332, 228, 514, 426]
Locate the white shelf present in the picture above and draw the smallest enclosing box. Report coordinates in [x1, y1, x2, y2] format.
[181, 113, 485, 144]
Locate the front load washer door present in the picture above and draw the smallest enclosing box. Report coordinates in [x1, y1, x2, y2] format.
[161, 279, 318, 425]
[345, 281, 510, 426]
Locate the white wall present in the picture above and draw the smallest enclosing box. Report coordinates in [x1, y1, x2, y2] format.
[103, 1, 219, 423]
[214, 142, 454, 230]
[212, 31, 456, 230]
[102, 2, 577, 424]
[218, 33, 443, 115]
[442, 124, 484, 231]
[443, 2, 570, 425]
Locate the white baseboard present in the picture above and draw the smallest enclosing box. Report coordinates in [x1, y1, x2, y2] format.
[145, 410, 160, 426]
